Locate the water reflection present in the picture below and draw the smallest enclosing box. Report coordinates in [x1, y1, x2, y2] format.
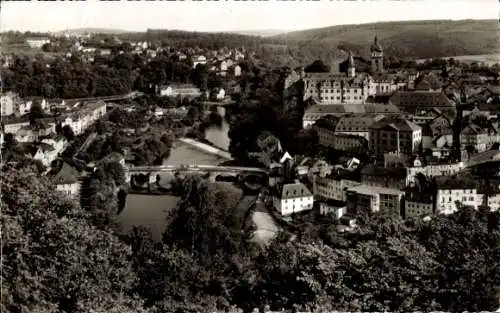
[119, 140, 228, 241]
[204, 106, 230, 152]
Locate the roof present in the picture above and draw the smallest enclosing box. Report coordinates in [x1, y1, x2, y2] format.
[487, 85, 500, 95]
[370, 117, 421, 132]
[278, 182, 313, 200]
[280, 151, 293, 163]
[52, 162, 80, 185]
[334, 114, 384, 132]
[389, 91, 454, 111]
[347, 184, 404, 196]
[435, 174, 476, 190]
[361, 164, 407, 180]
[467, 150, 500, 167]
[303, 104, 399, 121]
[461, 124, 486, 135]
[304, 105, 346, 115]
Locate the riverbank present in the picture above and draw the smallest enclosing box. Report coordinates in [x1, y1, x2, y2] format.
[179, 137, 233, 161]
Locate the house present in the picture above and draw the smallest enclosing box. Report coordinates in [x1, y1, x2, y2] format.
[313, 173, 360, 202]
[15, 127, 37, 143]
[369, 117, 422, 157]
[220, 60, 228, 72]
[405, 157, 464, 183]
[32, 143, 58, 167]
[52, 162, 81, 198]
[193, 55, 207, 68]
[460, 124, 489, 154]
[319, 133, 367, 153]
[234, 65, 242, 77]
[1, 92, 19, 116]
[26, 37, 51, 49]
[346, 184, 405, 216]
[100, 49, 112, 56]
[273, 181, 314, 216]
[210, 88, 225, 101]
[369, 74, 407, 95]
[420, 114, 453, 149]
[303, 105, 348, 128]
[317, 199, 347, 218]
[334, 114, 384, 140]
[157, 84, 202, 98]
[41, 137, 67, 153]
[24, 97, 48, 112]
[435, 175, 480, 215]
[3, 120, 30, 134]
[485, 192, 500, 212]
[404, 197, 434, 219]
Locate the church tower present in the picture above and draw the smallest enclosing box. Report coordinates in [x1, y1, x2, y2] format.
[347, 51, 355, 78]
[370, 36, 384, 74]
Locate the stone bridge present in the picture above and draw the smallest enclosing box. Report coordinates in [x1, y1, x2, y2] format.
[125, 164, 268, 184]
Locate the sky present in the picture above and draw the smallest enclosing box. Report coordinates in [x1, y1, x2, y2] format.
[1, 0, 498, 33]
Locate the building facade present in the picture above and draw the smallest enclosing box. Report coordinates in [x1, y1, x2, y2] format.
[273, 181, 314, 216]
[369, 117, 422, 156]
[346, 184, 404, 215]
[313, 174, 360, 202]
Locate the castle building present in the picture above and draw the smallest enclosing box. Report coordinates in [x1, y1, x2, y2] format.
[302, 51, 372, 105]
[370, 36, 384, 74]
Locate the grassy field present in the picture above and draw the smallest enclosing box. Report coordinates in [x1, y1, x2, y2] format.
[417, 53, 500, 66]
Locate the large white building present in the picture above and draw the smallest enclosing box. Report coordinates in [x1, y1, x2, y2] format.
[26, 38, 51, 49]
[435, 176, 481, 215]
[273, 181, 314, 216]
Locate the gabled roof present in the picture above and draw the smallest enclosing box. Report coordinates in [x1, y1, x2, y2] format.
[52, 162, 80, 185]
[370, 117, 421, 132]
[435, 174, 476, 190]
[461, 123, 486, 135]
[389, 91, 454, 111]
[280, 151, 292, 163]
[278, 182, 312, 200]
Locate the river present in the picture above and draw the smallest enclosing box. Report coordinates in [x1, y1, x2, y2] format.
[118, 106, 231, 241]
[204, 106, 231, 152]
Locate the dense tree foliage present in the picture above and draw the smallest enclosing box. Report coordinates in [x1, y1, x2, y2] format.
[2, 167, 499, 312]
[1, 168, 147, 313]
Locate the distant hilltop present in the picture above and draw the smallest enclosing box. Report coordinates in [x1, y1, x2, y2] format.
[274, 19, 500, 59]
[52, 28, 134, 36]
[227, 29, 290, 37]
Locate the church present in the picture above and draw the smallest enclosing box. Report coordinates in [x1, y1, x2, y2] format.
[300, 37, 407, 105]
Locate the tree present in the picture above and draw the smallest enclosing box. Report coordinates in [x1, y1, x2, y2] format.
[62, 124, 75, 141]
[305, 60, 330, 73]
[1, 168, 138, 313]
[30, 101, 45, 119]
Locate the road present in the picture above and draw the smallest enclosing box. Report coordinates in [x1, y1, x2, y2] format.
[251, 192, 279, 245]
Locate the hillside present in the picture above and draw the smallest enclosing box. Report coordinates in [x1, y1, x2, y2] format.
[275, 19, 500, 59]
[53, 28, 133, 35]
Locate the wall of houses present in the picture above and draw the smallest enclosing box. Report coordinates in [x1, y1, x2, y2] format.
[313, 175, 360, 202]
[436, 188, 482, 215]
